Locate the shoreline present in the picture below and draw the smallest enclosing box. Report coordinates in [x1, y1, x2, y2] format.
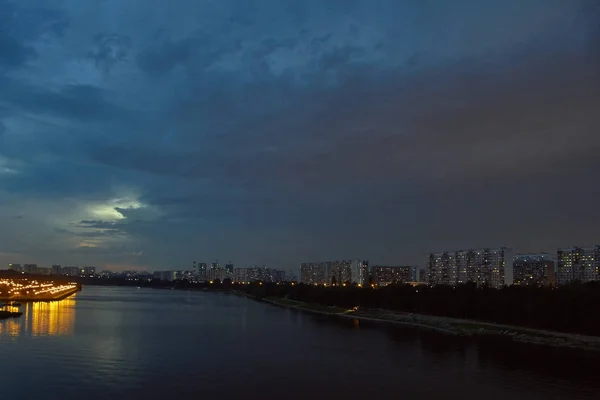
[258, 296, 600, 351]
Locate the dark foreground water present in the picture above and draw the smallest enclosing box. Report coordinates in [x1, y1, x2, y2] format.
[1, 287, 599, 400]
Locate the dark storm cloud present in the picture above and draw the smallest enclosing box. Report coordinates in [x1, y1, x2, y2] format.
[120, 45, 598, 193]
[2, 81, 130, 122]
[0, 156, 121, 199]
[136, 36, 196, 74]
[319, 45, 365, 70]
[0, 29, 36, 68]
[0, 0, 70, 69]
[87, 143, 200, 178]
[0, 1, 70, 40]
[249, 37, 299, 61]
[136, 29, 242, 74]
[1, 0, 599, 271]
[90, 33, 132, 73]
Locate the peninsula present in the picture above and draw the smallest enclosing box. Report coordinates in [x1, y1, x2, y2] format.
[0, 275, 81, 304]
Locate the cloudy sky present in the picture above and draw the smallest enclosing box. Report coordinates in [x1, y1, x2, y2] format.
[0, 0, 598, 272]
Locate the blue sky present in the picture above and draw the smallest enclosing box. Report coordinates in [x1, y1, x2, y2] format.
[0, 0, 599, 271]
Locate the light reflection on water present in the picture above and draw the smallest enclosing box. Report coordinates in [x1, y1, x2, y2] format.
[0, 312, 21, 337]
[1, 296, 76, 338]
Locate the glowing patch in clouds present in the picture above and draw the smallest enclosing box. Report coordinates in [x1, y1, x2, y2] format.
[0, 156, 18, 175]
[86, 196, 143, 221]
[78, 241, 99, 248]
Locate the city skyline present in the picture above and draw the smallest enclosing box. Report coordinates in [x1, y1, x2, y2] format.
[4, 245, 600, 287]
[4, 241, 600, 275]
[1, 1, 599, 272]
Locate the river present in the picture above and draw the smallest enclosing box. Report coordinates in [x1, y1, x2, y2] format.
[1, 286, 599, 399]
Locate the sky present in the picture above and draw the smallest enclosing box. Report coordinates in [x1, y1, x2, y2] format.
[0, 0, 599, 272]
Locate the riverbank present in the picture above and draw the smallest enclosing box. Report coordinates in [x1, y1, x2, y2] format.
[260, 296, 600, 351]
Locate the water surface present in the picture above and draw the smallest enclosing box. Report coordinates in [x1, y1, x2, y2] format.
[1, 286, 599, 399]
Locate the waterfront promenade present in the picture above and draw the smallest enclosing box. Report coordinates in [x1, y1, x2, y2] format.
[0, 278, 81, 302]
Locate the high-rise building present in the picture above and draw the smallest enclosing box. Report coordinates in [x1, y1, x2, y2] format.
[371, 266, 415, 286]
[152, 270, 176, 281]
[81, 266, 96, 277]
[428, 252, 457, 286]
[99, 270, 116, 278]
[327, 261, 353, 285]
[205, 261, 227, 281]
[122, 270, 143, 279]
[51, 265, 62, 275]
[23, 264, 38, 274]
[410, 266, 418, 282]
[263, 268, 276, 282]
[513, 254, 555, 286]
[207, 264, 227, 281]
[234, 268, 247, 283]
[361, 260, 369, 284]
[419, 268, 427, 283]
[428, 248, 510, 288]
[274, 270, 286, 282]
[224, 264, 234, 280]
[196, 263, 208, 281]
[8, 264, 22, 272]
[174, 270, 190, 281]
[232, 266, 285, 283]
[300, 263, 328, 285]
[557, 246, 600, 285]
[62, 266, 79, 276]
[300, 260, 364, 285]
[246, 267, 262, 282]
